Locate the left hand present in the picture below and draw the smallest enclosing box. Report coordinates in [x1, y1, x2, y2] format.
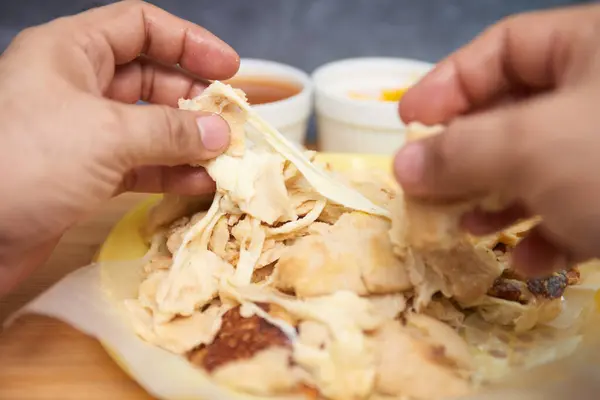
[0, 1, 240, 295]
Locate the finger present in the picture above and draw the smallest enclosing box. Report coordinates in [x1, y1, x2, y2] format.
[511, 227, 567, 277]
[461, 202, 531, 236]
[399, 5, 597, 125]
[394, 91, 569, 200]
[117, 165, 216, 195]
[0, 236, 61, 297]
[106, 58, 208, 106]
[67, 1, 239, 88]
[112, 102, 230, 168]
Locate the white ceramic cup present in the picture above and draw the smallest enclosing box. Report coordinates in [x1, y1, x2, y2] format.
[312, 57, 433, 155]
[232, 58, 313, 146]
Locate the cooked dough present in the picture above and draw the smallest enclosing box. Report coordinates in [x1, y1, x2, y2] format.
[274, 212, 412, 296]
[373, 316, 472, 399]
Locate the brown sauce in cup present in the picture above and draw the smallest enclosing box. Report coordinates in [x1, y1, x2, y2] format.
[225, 76, 303, 105]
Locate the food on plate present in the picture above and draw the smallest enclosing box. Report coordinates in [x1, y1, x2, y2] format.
[114, 82, 595, 400]
[272, 212, 412, 297]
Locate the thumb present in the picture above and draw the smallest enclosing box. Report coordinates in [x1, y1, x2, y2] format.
[393, 90, 600, 271]
[112, 102, 230, 168]
[393, 92, 569, 201]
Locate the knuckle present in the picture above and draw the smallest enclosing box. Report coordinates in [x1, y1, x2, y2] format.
[13, 26, 39, 44]
[112, 104, 198, 167]
[139, 61, 156, 102]
[120, 170, 139, 193]
[123, 0, 147, 7]
[481, 12, 532, 45]
[492, 109, 532, 190]
[107, 103, 140, 168]
[432, 126, 461, 176]
[497, 10, 536, 32]
[9, 26, 55, 54]
[478, 15, 511, 41]
[119, 0, 152, 17]
[499, 13, 525, 28]
[419, 130, 459, 193]
[158, 107, 195, 158]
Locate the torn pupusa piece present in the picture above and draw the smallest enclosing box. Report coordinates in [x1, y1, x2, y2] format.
[390, 122, 526, 307]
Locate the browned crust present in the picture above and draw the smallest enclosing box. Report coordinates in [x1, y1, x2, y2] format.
[565, 268, 581, 285]
[526, 268, 581, 299]
[489, 267, 581, 303]
[487, 231, 581, 302]
[487, 278, 529, 304]
[188, 304, 291, 372]
[187, 305, 321, 398]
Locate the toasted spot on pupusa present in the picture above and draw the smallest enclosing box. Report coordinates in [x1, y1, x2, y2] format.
[187, 304, 303, 396]
[188, 304, 292, 372]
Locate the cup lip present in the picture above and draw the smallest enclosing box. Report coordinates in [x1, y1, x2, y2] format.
[231, 58, 313, 112]
[311, 56, 433, 108]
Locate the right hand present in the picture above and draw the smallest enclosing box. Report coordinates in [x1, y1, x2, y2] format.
[394, 5, 600, 276]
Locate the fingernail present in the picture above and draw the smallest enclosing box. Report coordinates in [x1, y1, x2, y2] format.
[394, 142, 425, 186]
[197, 114, 229, 152]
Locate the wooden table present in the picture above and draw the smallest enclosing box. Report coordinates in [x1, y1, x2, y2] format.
[0, 193, 155, 400]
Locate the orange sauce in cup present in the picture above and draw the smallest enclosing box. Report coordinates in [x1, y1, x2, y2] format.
[225, 76, 303, 105]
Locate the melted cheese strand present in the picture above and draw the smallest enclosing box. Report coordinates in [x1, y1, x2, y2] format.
[239, 302, 298, 341]
[232, 218, 266, 285]
[219, 281, 381, 399]
[170, 194, 223, 272]
[156, 194, 224, 307]
[266, 198, 326, 237]
[211, 81, 391, 219]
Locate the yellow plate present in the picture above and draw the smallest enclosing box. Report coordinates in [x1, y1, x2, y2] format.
[96, 153, 392, 262]
[94, 152, 392, 397]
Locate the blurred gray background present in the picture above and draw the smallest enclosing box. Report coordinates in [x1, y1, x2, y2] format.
[0, 0, 595, 141]
[1, 0, 596, 70]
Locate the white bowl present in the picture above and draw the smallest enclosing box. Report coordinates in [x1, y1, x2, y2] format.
[312, 57, 433, 154]
[233, 58, 313, 146]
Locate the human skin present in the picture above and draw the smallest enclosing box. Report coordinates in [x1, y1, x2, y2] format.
[0, 1, 240, 296]
[395, 4, 600, 276]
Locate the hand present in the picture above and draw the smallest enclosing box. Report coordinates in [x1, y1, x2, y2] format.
[394, 5, 600, 276]
[0, 1, 240, 295]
